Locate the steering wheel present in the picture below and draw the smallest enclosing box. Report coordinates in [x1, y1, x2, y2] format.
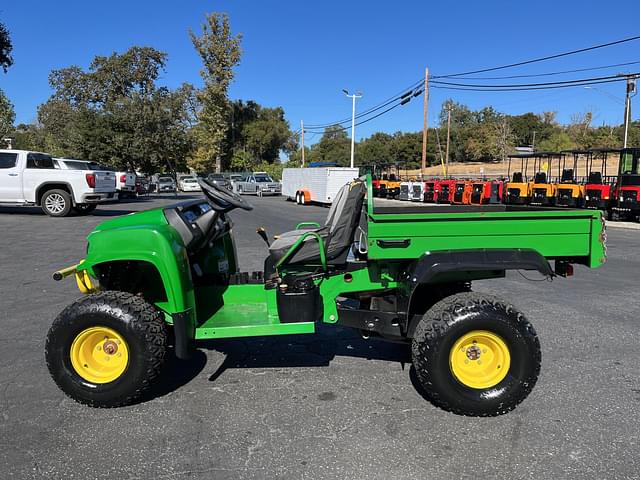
[198, 178, 253, 212]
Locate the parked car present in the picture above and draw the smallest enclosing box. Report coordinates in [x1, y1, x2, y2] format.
[157, 175, 177, 193]
[0, 150, 116, 216]
[206, 173, 232, 190]
[179, 176, 202, 192]
[115, 171, 136, 199]
[234, 172, 281, 196]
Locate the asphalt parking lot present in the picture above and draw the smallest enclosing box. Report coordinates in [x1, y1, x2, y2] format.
[1, 194, 639, 479]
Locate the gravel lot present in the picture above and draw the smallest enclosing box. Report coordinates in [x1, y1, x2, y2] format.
[0, 194, 638, 479]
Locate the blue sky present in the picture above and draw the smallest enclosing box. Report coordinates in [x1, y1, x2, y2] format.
[1, 0, 639, 144]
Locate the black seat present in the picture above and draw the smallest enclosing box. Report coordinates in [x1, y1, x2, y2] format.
[534, 172, 547, 184]
[512, 172, 523, 183]
[588, 171, 603, 184]
[268, 179, 366, 268]
[561, 169, 574, 183]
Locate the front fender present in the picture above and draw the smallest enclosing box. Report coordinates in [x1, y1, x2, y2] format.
[80, 225, 195, 316]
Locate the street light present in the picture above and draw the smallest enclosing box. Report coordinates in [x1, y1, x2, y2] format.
[343, 89, 362, 168]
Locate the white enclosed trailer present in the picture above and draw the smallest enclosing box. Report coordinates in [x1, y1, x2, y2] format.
[282, 167, 360, 205]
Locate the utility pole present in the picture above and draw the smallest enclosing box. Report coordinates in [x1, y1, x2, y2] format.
[623, 76, 637, 148]
[343, 89, 362, 168]
[421, 67, 430, 175]
[445, 104, 452, 177]
[300, 120, 305, 167]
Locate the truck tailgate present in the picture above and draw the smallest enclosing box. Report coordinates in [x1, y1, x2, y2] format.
[94, 171, 116, 192]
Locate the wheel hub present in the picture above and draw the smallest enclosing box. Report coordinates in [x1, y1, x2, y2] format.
[449, 330, 511, 389]
[70, 326, 129, 384]
[465, 344, 481, 361]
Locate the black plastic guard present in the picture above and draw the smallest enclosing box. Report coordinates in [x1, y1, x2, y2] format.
[172, 310, 195, 360]
[409, 248, 553, 285]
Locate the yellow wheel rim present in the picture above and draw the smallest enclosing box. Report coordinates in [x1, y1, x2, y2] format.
[70, 326, 129, 384]
[449, 330, 510, 389]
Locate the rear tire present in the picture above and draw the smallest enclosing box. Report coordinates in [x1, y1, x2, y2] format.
[41, 189, 73, 217]
[411, 292, 540, 416]
[295, 192, 301, 204]
[45, 291, 167, 407]
[300, 192, 306, 205]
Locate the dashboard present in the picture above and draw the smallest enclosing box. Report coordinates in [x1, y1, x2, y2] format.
[163, 200, 224, 251]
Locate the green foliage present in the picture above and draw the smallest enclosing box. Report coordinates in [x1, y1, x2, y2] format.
[537, 131, 575, 152]
[0, 21, 13, 73]
[0, 89, 15, 139]
[304, 125, 350, 166]
[35, 46, 194, 172]
[230, 150, 252, 171]
[189, 13, 242, 173]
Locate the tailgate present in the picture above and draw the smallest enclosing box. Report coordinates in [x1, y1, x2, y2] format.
[94, 171, 116, 192]
[125, 173, 136, 187]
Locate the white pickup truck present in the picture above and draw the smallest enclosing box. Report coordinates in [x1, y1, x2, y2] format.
[0, 150, 116, 217]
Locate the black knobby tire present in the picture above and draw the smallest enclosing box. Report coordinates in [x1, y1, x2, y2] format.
[411, 292, 541, 416]
[41, 189, 73, 217]
[73, 203, 97, 215]
[45, 291, 167, 407]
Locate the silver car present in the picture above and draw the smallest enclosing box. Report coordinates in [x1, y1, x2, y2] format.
[235, 173, 281, 196]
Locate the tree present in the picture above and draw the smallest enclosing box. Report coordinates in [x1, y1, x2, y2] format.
[243, 107, 294, 163]
[537, 131, 574, 152]
[38, 46, 195, 173]
[189, 13, 242, 172]
[357, 132, 393, 166]
[0, 89, 15, 140]
[308, 125, 351, 166]
[0, 21, 13, 73]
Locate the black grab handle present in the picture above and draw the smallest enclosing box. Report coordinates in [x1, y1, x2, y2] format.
[376, 239, 411, 248]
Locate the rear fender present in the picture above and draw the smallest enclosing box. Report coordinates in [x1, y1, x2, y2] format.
[402, 249, 553, 336]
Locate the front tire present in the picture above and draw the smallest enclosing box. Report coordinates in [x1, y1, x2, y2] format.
[45, 291, 168, 407]
[411, 292, 541, 416]
[41, 189, 72, 217]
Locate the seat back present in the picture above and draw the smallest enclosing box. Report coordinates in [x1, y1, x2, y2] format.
[512, 172, 523, 183]
[561, 169, 574, 182]
[323, 183, 348, 228]
[534, 172, 547, 184]
[325, 179, 367, 262]
[588, 171, 602, 184]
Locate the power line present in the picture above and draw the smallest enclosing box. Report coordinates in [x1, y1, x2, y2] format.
[442, 60, 640, 80]
[430, 72, 634, 89]
[301, 35, 640, 134]
[433, 34, 640, 79]
[303, 101, 407, 133]
[431, 76, 631, 92]
[304, 80, 422, 129]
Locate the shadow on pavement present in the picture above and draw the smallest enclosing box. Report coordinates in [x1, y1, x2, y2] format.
[201, 324, 411, 383]
[144, 348, 208, 402]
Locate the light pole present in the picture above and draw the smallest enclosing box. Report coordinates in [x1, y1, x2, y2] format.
[343, 89, 362, 168]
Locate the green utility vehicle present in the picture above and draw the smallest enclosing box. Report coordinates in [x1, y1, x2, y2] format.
[46, 176, 606, 416]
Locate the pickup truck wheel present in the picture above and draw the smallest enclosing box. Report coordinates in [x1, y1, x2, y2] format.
[411, 292, 541, 416]
[73, 204, 97, 215]
[45, 291, 167, 408]
[41, 189, 72, 217]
